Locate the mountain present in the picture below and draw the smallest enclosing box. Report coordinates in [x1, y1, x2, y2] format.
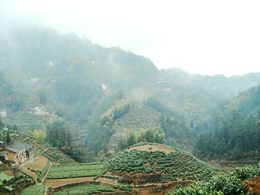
[161, 68, 260, 102]
[194, 85, 260, 160]
[1, 25, 260, 158]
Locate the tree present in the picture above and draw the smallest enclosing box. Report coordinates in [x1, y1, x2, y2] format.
[28, 130, 46, 140]
[6, 131, 11, 144]
[127, 130, 136, 146]
[38, 90, 47, 104]
[11, 165, 20, 178]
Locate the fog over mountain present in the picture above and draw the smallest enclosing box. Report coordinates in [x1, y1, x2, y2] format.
[1, 2, 260, 195]
[1, 0, 260, 76]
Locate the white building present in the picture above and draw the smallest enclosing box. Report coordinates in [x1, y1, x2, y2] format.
[0, 109, 7, 117]
[31, 77, 39, 82]
[28, 107, 48, 115]
[46, 61, 54, 67]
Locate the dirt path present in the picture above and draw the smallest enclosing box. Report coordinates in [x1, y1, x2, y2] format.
[44, 177, 95, 187]
[41, 162, 53, 185]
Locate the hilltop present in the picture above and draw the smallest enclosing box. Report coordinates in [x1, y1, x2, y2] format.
[102, 143, 220, 185]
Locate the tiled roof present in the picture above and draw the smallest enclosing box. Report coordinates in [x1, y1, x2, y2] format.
[5, 142, 32, 153]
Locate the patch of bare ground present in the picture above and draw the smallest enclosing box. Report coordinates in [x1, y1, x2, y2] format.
[245, 177, 260, 195]
[128, 144, 175, 154]
[20, 155, 48, 179]
[120, 172, 162, 185]
[22, 155, 48, 171]
[97, 177, 119, 185]
[44, 177, 95, 187]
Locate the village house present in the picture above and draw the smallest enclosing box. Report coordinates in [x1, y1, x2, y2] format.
[0, 142, 34, 164]
[30, 77, 39, 82]
[0, 109, 7, 117]
[46, 61, 54, 67]
[27, 107, 48, 115]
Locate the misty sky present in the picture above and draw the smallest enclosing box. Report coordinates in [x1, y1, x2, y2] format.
[1, 0, 260, 76]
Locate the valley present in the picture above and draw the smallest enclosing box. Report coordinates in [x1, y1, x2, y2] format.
[0, 26, 260, 194]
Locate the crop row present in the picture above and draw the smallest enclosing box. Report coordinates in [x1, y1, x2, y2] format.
[21, 185, 45, 195]
[47, 163, 103, 179]
[104, 148, 218, 182]
[53, 184, 114, 195]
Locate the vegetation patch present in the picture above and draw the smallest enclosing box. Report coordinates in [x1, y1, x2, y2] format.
[5, 130, 76, 164]
[103, 143, 220, 184]
[169, 164, 260, 195]
[47, 163, 103, 179]
[21, 185, 45, 195]
[0, 172, 13, 185]
[53, 184, 114, 195]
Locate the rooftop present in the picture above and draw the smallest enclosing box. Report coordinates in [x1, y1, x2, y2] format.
[5, 142, 32, 153]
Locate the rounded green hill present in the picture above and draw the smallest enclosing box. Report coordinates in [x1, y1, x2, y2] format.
[103, 143, 220, 184]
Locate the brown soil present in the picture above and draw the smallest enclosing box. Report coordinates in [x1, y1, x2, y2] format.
[44, 177, 95, 187]
[19, 155, 48, 180]
[97, 177, 118, 185]
[245, 177, 260, 195]
[119, 172, 162, 185]
[128, 144, 175, 154]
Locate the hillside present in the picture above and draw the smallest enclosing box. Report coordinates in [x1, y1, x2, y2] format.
[194, 85, 260, 160]
[161, 68, 260, 102]
[224, 84, 260, 115]
[1, 25, 260, 160]
[113, 101, 161, 130]
[102, 143, 220, 185]
[127, 77, 217, 125]
[5, 130, 76, 164]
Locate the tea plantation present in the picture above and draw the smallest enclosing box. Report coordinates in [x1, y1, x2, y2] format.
[103, 143, 220, 183]
[114, 101, 161, 130]
[47, 163, 103, 179]
[52, 184, 114, 195]
[21, 185, 46, 195]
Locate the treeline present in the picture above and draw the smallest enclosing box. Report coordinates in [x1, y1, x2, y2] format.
[143, 97, 182, 119]
[118, 128, 164, 150]
[99, 99, 131, 130]
[194, 111, 260, 160]
[143, 97, 195, 148]
[45, 120, 72, 149]
[85, 92, 126, 154]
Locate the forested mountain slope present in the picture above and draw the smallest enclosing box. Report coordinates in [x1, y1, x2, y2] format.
[194, 85, 260, 160]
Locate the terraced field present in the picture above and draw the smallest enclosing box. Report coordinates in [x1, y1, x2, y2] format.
[52, 184, 114, 195]
[21, 185, 46, 195]
[114, 101, 161, 130]
[103, 143, 220, 184]
[47, 163, 103, 179]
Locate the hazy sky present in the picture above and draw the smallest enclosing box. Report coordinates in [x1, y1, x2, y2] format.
[1, 0, 260, 76]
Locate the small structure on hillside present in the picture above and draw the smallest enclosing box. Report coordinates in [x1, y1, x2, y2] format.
[30, 77, 39, 82]
[46, 61, 54, 67]
[156, 77, 171, 84]
[0, 109, 7, 117]
[28, 107, 48, 115]
[0, 142, 34, 164]
[88, 60, 96, 65]
[101, 83, 107, 90]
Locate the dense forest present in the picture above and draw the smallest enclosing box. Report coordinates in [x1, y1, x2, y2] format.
[194, 85, 260, 160]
